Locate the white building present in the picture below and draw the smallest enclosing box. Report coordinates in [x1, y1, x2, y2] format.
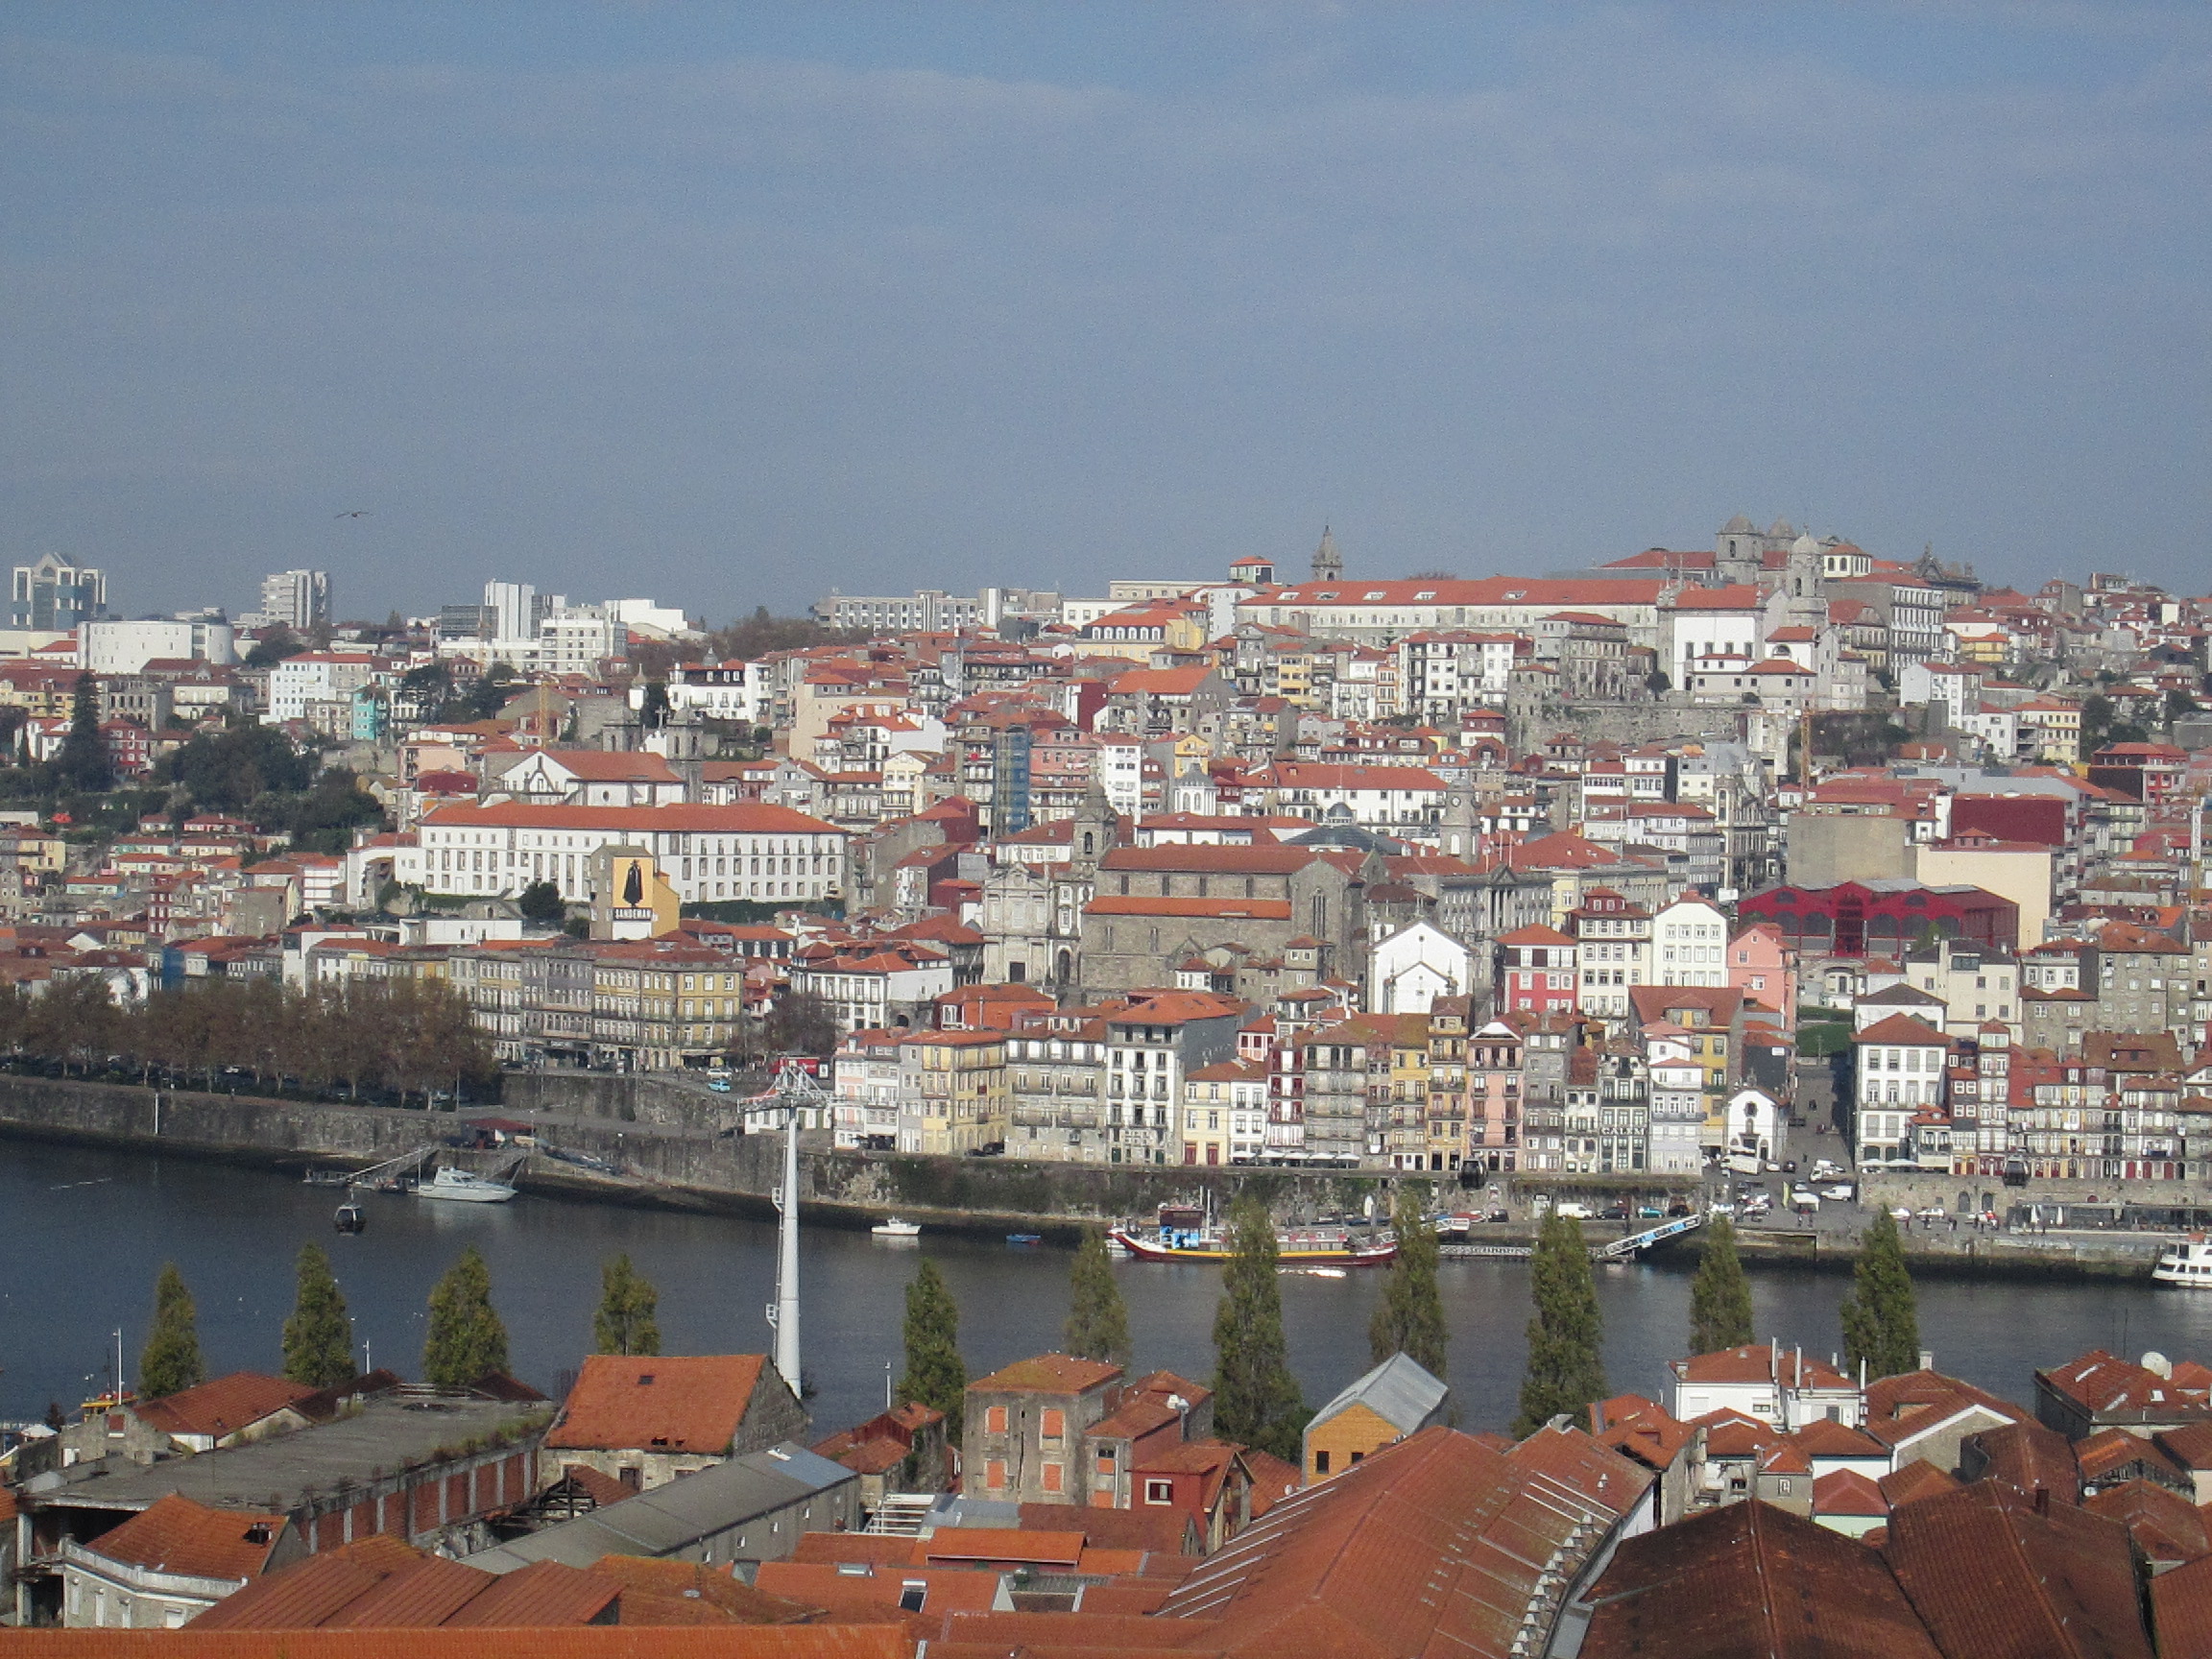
[1094, 733, 1144, 817]
[1652, 895, 1732, 988]
[649, 662, 768, 727]
[82, 617, 236, 675]
[397, 801, 847, 905]
[1645, 1029, 1707, 1175]
[265, 652, 379, 722]
[1669, 1343, 1863, 1431]
[604, 597, 695, 640]
[1368, 921, 1473, 1014]
[831, 1029, 905, 1147]
[252, 569, 331, 633]
[1852, 1012, 1950, 1166]
[483, 579, 540, 643]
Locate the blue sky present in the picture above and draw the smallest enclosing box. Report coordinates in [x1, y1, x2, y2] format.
[3, 4, 2208, 622]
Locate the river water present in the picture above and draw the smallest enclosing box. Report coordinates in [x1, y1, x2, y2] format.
[7, 1139, 2212, 1437]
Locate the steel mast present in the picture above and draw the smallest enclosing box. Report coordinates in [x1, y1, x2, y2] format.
[762, 1058, 826, 1395]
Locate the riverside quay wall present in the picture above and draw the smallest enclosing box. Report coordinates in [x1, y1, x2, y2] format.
[0, 1073, 1397, 1237]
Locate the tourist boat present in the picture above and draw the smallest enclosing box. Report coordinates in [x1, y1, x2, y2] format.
[416, 1166, 517, 1204]
[1109, 1225, 1397, 1266]
[2153, 1235, 2212, 1286]
[333, 1199, 367, 1235]
[871, 1217, 922, 1238]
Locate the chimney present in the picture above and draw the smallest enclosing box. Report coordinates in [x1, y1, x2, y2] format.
[2033, 1486, 2050, 1516]
[1918, 1349, 1935, 1373]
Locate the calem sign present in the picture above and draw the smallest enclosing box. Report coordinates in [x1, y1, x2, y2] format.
[776, 1053, 825, 1077]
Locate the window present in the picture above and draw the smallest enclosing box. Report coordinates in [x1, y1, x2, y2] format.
[985, 1406, 1007, 1435]
[899, 1582, 928, 1612]
[1042, 1460, 1065, 1493]
[985, 1458, 1007, 1490]
[1041, 1408, 1065, 1440]
[1144, 1479, 1175, 1504]
[1313, 1450, 1330, 1474]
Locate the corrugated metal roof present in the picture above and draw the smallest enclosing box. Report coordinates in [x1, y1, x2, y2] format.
[467, 1444, 854, 1573]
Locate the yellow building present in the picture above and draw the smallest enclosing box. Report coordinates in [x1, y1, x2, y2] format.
[897, 1028, 1010, 1155]
[1300, 1353, 1450, 1484]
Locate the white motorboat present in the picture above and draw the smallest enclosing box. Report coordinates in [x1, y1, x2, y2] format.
[2154, 1236, 2212, 1286]
[417, 1166, 517, 1204]
[871, 1217, 922, 1238]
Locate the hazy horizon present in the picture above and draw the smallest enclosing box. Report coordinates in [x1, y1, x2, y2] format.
[5, 4, 2208, 623]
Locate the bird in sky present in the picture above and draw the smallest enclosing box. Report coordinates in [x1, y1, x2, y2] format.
[335, 510, 370, 518]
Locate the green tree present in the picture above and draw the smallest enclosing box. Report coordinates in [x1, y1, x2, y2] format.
[896, 1259, 966, 1443]
[139, 1262, 204, 1400]
[1212, 1192, 1308, 1461]
[244, 627, 307, 668]
[1839, 1210, 1921, 1381]
[281, 1242, 357, 1388]
[638, 680, 672, 729]
[286, 767, 386, 854]
[1513, 1214, 1607, 1436]
[518, 879, 567, 925]
[1064, 1227, 1132, 1370]
[53, 672, 112, 794]
[1688, 1215, 1755, 1356]
[593, 1254, 662, 1357]
[158, 723, 313, 813]
[1369, 1184, 1448, 1378]
[422, 1245, 509, 1386]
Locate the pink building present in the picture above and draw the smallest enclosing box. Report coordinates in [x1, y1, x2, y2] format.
[1727, 923, 1799, 1029]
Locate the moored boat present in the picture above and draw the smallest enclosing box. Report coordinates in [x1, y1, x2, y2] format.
[871, 1217, 922, 1238]
[2154, 1235, 2212, 1286]
[1109, 1225, 1396, 1265]
[416, 1166, 517, 1204]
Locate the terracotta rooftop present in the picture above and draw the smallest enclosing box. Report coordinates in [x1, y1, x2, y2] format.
[79, 1492, 287, 1583]
[0, 1633, 909, 1657]
[130, 1370, 318, 1444]
[1580, 1498, 1941, 1659]
[1813, 1468, 1889, 1518]
[968, 1354, 1122, 1395]
[545, 1354, 770, 1455]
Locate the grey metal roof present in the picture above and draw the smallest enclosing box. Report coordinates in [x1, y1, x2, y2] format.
[1309, 1352, 1449, 1437]
[465, 1442, 854, 1573]
[27, 1391, 549, 1515]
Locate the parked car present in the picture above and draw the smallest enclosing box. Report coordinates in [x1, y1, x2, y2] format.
[1918, 1205, 1946, 1219]
[708, 1078, 733, 1094]
[1638, 1204, 1665, 1219]
[1889, 1206, 1914, 1220]
[1599, 1203, 1630, 1221]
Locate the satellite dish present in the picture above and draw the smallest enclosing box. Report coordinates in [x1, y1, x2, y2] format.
[2144, 1351, 2173, 1379]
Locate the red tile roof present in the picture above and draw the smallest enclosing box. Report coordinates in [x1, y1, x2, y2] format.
[2083, 1479, 2211, 1566]
[545, 1354, 770, 1455]
[81, 1493, 286, 1582]
[969, 1354, 1122, 1395]
[1884, 1482, 2152, 1659]
[2, 1635, 909, 1658]
[134, 1372, 315, 1440]
[1814, 1468, 1890, 1517]
[1580, 1498, 1941, 1659]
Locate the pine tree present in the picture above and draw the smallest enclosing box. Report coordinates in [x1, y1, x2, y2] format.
[1369, 1184, 1448, 1378]
[281, 1242, 357, 1388]
[1064, 1227, 1133, 1370]
[1839, 1210, 1921, 1380]
[897, 1259, 966, 1444]
[1513, 1214, 1607, 1436]
[593, 1254, 662, 1357]
[1688, 1215, 1755, 1356]
[139, 1262, 204, 1400]
[1212, 1192, 1308, 1462]
[422, 1245, 509, 1387]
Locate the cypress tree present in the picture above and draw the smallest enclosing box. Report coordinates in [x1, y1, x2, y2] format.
[1212, 1191, 1308, 1462]
[1369, 1184, 1448, 1378]
[139, 1262, 204, 1400]
[53, 672, 112, 794]
[1839, 1210, 1921, 1380]
[1513, 1214, 1607, 1436]
[593, 1254, 662, 1357]
[1064, 1227, 1133, 1370]
[422, 1245, 509, 1387]
[897, 1259, 966, 1444]
[281, 1242, 357, 1388]
[1688, 1215, 1755, 1356]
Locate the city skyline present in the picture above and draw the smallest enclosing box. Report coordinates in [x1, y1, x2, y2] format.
[3, 4, 2208, 618]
